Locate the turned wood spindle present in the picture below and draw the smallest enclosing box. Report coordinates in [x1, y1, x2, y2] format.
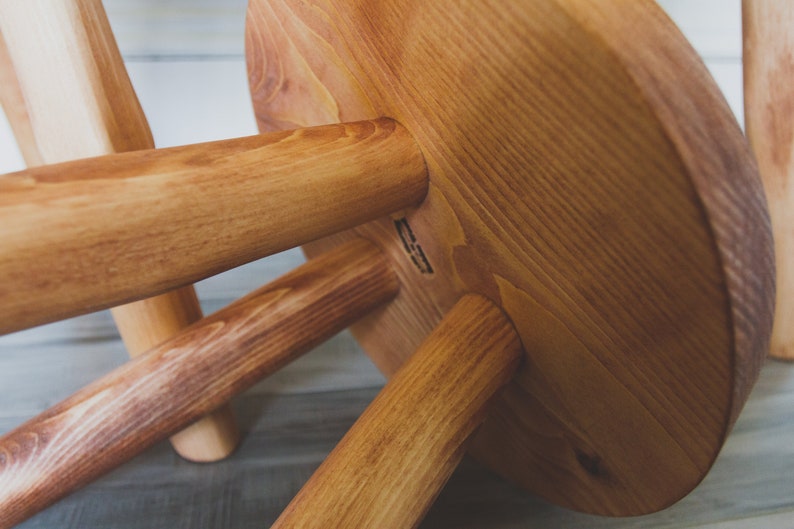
[0, 0, 241, 461]
[0, 239, 398, 529]
[0, 118, 426, 336]
[272, 295, 523, 529]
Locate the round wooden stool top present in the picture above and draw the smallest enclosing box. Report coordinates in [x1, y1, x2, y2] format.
[246, 0, 774, 516]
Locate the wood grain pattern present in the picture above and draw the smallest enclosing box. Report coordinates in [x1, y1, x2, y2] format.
[1, 3, 779, 527]
[112, 290, 241, 461]
[273, 295, 522, 529]
[0, 0, 152, 160]
[0, 118, 426, 335]
[0, 0, 239, 463]
[0, 248, 787, 529]
[743, 0, 794, 360]
[0, 239, 398, 529]
[246, 0, 774, 515]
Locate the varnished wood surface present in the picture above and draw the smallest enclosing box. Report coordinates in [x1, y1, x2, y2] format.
[247, 0, 773, 515]
[0, 313, 791, 528]
[0, 240, 398, 528]
[112, 288, 240, 461]
[0, 245, 789, 528]
[0, 0, 772, 522]
[0, 118, 426, 335]
[274, 295, 522, 529]
[0, 0, 239, 463]
[0, 2, 779, 527]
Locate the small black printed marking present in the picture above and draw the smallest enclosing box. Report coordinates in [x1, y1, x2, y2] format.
[414, 244, 434, 274]
[396, 218, 413, 253]
[407, 225, 417, 243]
[394, 218, 434, 274]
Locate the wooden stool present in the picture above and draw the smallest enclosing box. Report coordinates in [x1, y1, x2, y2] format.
[0, 0, 775, 527]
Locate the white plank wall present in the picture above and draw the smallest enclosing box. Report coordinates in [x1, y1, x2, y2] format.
[1, 1, 793, 528]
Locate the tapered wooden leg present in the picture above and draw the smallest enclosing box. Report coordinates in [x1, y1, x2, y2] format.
[272, 295, 522, 529]
[743, 0, 794, 360]
[0, 1, 240, 461]
[0, 33, 39, 167]
[0, 117, 426, 336]
[0, 239, 398, 529]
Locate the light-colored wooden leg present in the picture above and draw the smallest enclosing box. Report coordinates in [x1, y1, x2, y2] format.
[272, 294, 522, 529]
[0, 239, 398, 529]
[0, 0, 153, 159]
[743, 0, 794, 360]
[0, 0, 239, 461]
[0, 33, 39, 167]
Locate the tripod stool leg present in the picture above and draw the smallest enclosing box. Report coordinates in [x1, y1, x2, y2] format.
[743, 0, 794, 360]
[0, 118, 426, 336]
[272, 294, 523, 529]
[0, 0, 240, 460]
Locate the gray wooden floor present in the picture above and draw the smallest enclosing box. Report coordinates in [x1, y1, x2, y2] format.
[1, 249, 793, 529]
